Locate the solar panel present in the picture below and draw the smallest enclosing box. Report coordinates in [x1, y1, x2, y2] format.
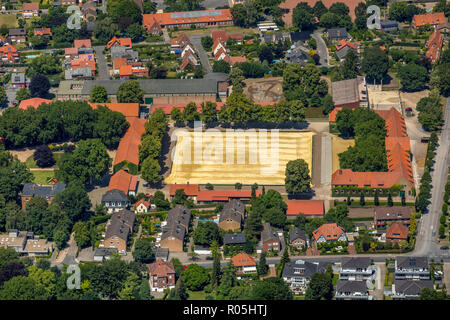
[171, 10, 222, 19]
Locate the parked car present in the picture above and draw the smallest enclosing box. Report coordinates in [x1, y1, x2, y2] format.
[440, 246, 449, 250]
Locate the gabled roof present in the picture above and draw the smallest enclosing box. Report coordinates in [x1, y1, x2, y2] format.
[196, 190, 260, 202]
[101, 189, 128, 202]
[336, 280, 368, 293]
[224, 232, 246, 245]
[18, 98, 52, 110]
[113, 117, 146, 166]
[89, 102, 140, 117]
[105, 209, 135, 240]
[147, 259, 175, 277]
[9, 28, 26, 36]
[329, 107, 343, 122]
[219, 199, 244, 224]
[261, 222, 280, 243]
[425, 30, 443, 64]
[412, 12, 446, 27]
[286, 200, 324, 216]
[374, 206, 412, 221]
[341, 257, 371, 269]
[386, 222, 408, 240]
[312, 223, 346, 241]
[108, 170, 137, 195]
[74, 39, 91, 49]
[396, 256, 428, 269]
[143, 9, 233, 28]
[394, 279, 433, 295]
[21, 183, 66, 198]
[136, 199, 150, 208]
[23, 2, 39, 10]
[231, 253, 256, 267]
[107, 36, 132, 49]
[119, 65, 133, 77]
[282, 259, 319, 278]
[335, 39, 360, 51]
[328, 28, 348, 39]
[33, 28, 51, 36]
[169, 184, 199, 196]
[289, 227, 306, 242]
[65, 47, 77, 55]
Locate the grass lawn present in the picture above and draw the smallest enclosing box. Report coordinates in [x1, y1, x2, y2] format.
[0, 14, 18, 28]
[293, 296, 305, 300]
[32, 170, 55, 184]
[332, 273, 339, 286]
[305, 107, 327, 119]
[187, 290, 208, 300]
[25, 152, 62, 169]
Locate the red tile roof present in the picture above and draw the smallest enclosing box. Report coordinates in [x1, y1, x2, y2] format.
[412, 12, 446, 27]
[107, 36, 132, 49]
[328, 107, 343, 122]
[426, 30, 444, 64]
[89, 103, 140, 117]
[229, 56, 246, 65]
[136, 199, 150, 208]
[147, 259, 175, 277]
[0, 44, 19, 63]
[113, 117, 146, 166]
[331, 107, 414, 188]
[18, 98, 52, 110]
[74, 39, 91, 49]
[286, 200, 324, 216]
[231, 253, 256, 267]
[119, 65, 133, 77]
[71, 58, 96, 72]
[23, 2, 39, 11]
[211, 30, 243, 44]
[196, 190, 261, 202]
[169, 184, 199, 196]
[335, 39, 360, 51]
[33, 28, 51, 36]
[386, 222, 408, 241]
[108, 170, 137, 195]
[143, 9, 233, 29]
[280, 0, 359, 26]
[312, 223, 346, 241]
[65, 47, 77, 55]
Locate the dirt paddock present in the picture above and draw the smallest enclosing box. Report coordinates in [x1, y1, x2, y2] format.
[243, 77, 284, 102]
[331, 135, 355, 173]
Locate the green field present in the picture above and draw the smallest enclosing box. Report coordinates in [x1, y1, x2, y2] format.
[187, 290, 207, 300]
[32, 170, 56, 184]
[0, 14, 18, 28]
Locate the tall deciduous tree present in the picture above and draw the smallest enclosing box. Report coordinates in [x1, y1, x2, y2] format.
[117, 80, 144, 103]
[285, 159, 311, 194]
[29, 74, 50, 98]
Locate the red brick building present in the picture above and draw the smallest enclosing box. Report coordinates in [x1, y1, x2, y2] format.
[147, 259, 176, 292]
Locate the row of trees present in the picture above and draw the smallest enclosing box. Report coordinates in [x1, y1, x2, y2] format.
[0, 101, 129, 149]
[139, 108, 167, 185]
[439, 178, 450, 239]
[417, 89, 444, 132]
[170, 93, 308, 126]
[292, 1, 353, 31]
[415, 132, 438, 213]
[336, 108, 388, 172]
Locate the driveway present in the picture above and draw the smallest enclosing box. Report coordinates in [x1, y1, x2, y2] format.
[93, 46, 110, 80]
[189, 34, 212, 74]
[312, 30, 330, 67]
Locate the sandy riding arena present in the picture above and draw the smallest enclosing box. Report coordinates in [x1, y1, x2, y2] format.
[165, 130, 315, 185]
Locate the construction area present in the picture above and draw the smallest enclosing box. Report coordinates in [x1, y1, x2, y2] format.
[165, 130, 314, 185]
[331, 135, 355, 173]
[243, 77, 284, 102]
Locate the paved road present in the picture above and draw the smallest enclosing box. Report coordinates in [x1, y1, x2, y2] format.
[312, 30, 330, 67]
[93, 46, 110, 80]
[414, 97, 450, 257]
[189, 34, 212, 74]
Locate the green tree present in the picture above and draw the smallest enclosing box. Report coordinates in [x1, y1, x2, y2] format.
[15, 88, 31, 103]
[362, 47, 390, 82]
[387, 192, 393, 207]
[170, 107, 183, 123]
[341, 50, 360, 79]
[0, 276, 47, 300]
[117, 80, 144, 103]
[139, 134, 162, 163]
[201, 36, 213, 51]
[213, 60, 231, 74]
[90, 86, 109, 103]
[257, 251, 268, 276]
[182, 102, 200, 123]
[398, 63, 428, 92]
[193, 221, 221, 246]
[182, 264, 210, 291]
[292, 3, 315, 31]
[321, 94, 334, 115]
[133, 239, 155, 264]
[73, 221, 91, 248]
[374, 190, 380, 206]
[360, 192, 365, 206]
[305, 272, 333, 300]
[29, 74, 50, 98]
[251, 277, 293, 300]
[141, 157, 161, 185]
[217, 261, 238, 299]
[126, 23, 145, 42]
[107, 0, 142, 30]
[285, 158, 311, 194]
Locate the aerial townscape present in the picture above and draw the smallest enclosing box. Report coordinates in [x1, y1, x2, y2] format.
[0, 0, 449, 303]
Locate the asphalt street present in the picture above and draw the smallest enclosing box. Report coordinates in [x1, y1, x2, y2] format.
[189, 34, 213, 74]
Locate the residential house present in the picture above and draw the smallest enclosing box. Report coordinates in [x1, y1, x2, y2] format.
[386, 222, 409, 244]
[143, 9, 233, 31]
[312, 223, 347, 243]
[119, 64, 149, 79]
[101, 209, 135, 254]
[261, 223, 281, 252]
[0, 230, 53, 256]
[147, 259, 176, 292]
[426, 29, 444, 64]
[0, 44, 19, 64]
[286, 200, 324, 218]
[231, 253, 257, 274]
[61, 0, 77, 5]
[218, 199, 245, 231]
[335, 39, 361, 60]
[135, 199, 151, 213]
[22, 2, 39, 18]
[101, 189, 129, 213]
[339, 257, 373, 280]
[65, 67, 93, 80]
[290, 30, 313, 42]
[110, 46, 139, 62]
[211, 30, 243, 45]
[107, 36, 132, 50]
[331, 76, 367, 109]
[144, 15, 162, 35]
[93, 247, 117, 261]
[327, 28, 349, 41]
[169, 184, 199, 201]
[108, 170, 138, 197]
[289, 227, 307, 250]
[263, 32, 289, 44]
[160, 205, 191, 252]
[282, 259, 328, 294]
[74, 39, 92, 51]
[33, 28, 51, 37]
[18, 97, 52, 110]
[332, 108, 414, 192]
[20, 183, 66, 210]
[81, 1, 97, 22]
[170, 33, 192, 54]
[392, 279, 434, 299]
[11, 73, 27, 88]
[335, 280, 371, 300]
[224, 232, 246, 246]
[412, 12, 447, 28]
[9, 29, 26, 43]
[395, 257, 430, 280]
[374, 206, 412, 229]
